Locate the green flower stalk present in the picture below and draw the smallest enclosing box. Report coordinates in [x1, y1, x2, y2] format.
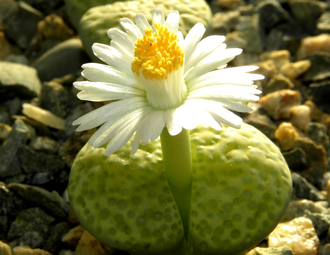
[69, 7, 292, 255]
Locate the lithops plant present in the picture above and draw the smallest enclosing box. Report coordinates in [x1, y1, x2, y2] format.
[76, 0, 212, 61]
[69, 124, 292, 254]
[68, 7, 292, 255]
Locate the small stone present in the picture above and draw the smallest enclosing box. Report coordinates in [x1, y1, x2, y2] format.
[297, 34, 330, 60]
[234, 16, 251, 34]
[260, 50, 290, 71]
[305, 122, 329, 148]
[62, 225, 85, 247]
[218, 0, 242, 10]
[7, 207, 54, 241]
[268, 217, 319, 255]
[17, 231, 45, 248]
[212, 10, 240, 34]
[0, 31, 15, 61]
[263, 74, 294, 95]
[283, 148, 308, 171]
[289, 0, 326, 23]
[245, 14, 266, 54]
[275, 122, 300, 151]
[8, 183, 70, 218]
[43, 222, 70, 254]
[280, 60, 311, 80]
[244, 110, 277, 140]
[304, 100, 324, 122]
[252, 60, 277, 84]
[0, 123, 12, 141]
[308, 81, 330, 113]
[30, 136, 58, 154]
[281, 199, 327, 222]
[22, 103, 65, 130]
[246, 246, 295, 255]
[0, 240, 12, 255]
[12, 246, 52, 255]
[256, 0, 288, 30]
[294, 137, 328, 184]
[5, 54, 29, 65]
[37, 14, 74, 41]
[304, 53, 330, 82]
[224, 32, 246, 50]
[317, 12, 330, 33]
[75, 230, 107, 255]
[1, 1, 44, 49]
[31, 38, 89, 82]
[259, 90, 302, 120]
[291, 173, 326, 201]
[0, 62, 41, 99]
[289, 105, 311, 130]
[304, 210, 330, 237]
[39, 81, 79, 118]
[0, 119, 30, 178]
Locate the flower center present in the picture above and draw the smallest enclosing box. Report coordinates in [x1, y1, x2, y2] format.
[132, 23, 184, 80]
[131, 23, 187, 110]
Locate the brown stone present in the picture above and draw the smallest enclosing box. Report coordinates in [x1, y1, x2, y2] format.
[268, 217, 319, 255]
[290, 105, 311, 130]
[260, 50, 290, 70]
[62, 225, 85, 247]
[263, 73, 294, 95]
[12, 246, 52, 255]
[275, 122, 300, 151]
[259, 89, 301, 120]
[280, 60, 311, 80]
[297, 34, 330, 60]
[75, 230, 107, 255]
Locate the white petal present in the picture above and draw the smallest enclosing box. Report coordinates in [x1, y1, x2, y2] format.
[135, 13, 150, 34]
[152, 7, 165, 25]
[92, 105, 153, 149]
[186, 48, 243, 81]
[92, 43, 132, 74]
[131, 111, 165, 154]
[81, 63, 136, 85]
[185, 35, 225, 72]
[110, 40, 134, 60]
[107, 28, 135, 52]
[197, 100, 242, 128]
[165, 10, 179, 33]
[164, 109, 182, 136]
[104, 107, 153, 156]
[74, 81, 144, 101]
[181, 23, 205, 62]
[73, 97, 147, 131]
[119, 18, 142, 41]
[188, 85, 261, 102]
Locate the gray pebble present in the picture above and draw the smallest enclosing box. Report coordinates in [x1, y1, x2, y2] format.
[32, 38, 90, 82]
[0, 119, 30, 178]
[7, 183, 70, 218]
[7, 207, 54, 240]
[292, 172, 326, 201]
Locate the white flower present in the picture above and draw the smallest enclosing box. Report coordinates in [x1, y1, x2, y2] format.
[73, 7, 263, 156]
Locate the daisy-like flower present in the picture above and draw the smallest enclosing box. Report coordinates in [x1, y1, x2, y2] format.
[73, 7, 263, 156]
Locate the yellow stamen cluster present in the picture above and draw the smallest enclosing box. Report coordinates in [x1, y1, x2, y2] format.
[132, 23, 184, 80]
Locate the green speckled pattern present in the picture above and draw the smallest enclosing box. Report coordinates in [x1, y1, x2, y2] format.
[76, 0, 212, 61]
[68, 124, 292, 254]
[190, 123, 292, 255]
[68, 140, 185, 254]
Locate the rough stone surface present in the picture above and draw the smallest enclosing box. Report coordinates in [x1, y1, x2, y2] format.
[297, 33, 330, 60]
[268, 217, 319, 255]
[8, 183, 70, 218]
[304, 210, 330, 237]
[263, 74, 294, 95]
[7, 207, 54, 241]
[43, 222, 70, 254]
[280, 60, 311, 80]
[256, 0, 288, 30]
[0, 62, 41, 99]
[275, 122, 300, 151]
[259, 90, 302, 120]
[289, 105, 311, 130]
[1, 1, 44, 49]
[0, 119, 30, 178]
[291, 173, 326, 201]
[304, 53, 330, 81]
[308, 81, 330, 114]
[283, 148, 309, 171]
[32, 38, 89, 82]
[245, 14, 266, 54]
